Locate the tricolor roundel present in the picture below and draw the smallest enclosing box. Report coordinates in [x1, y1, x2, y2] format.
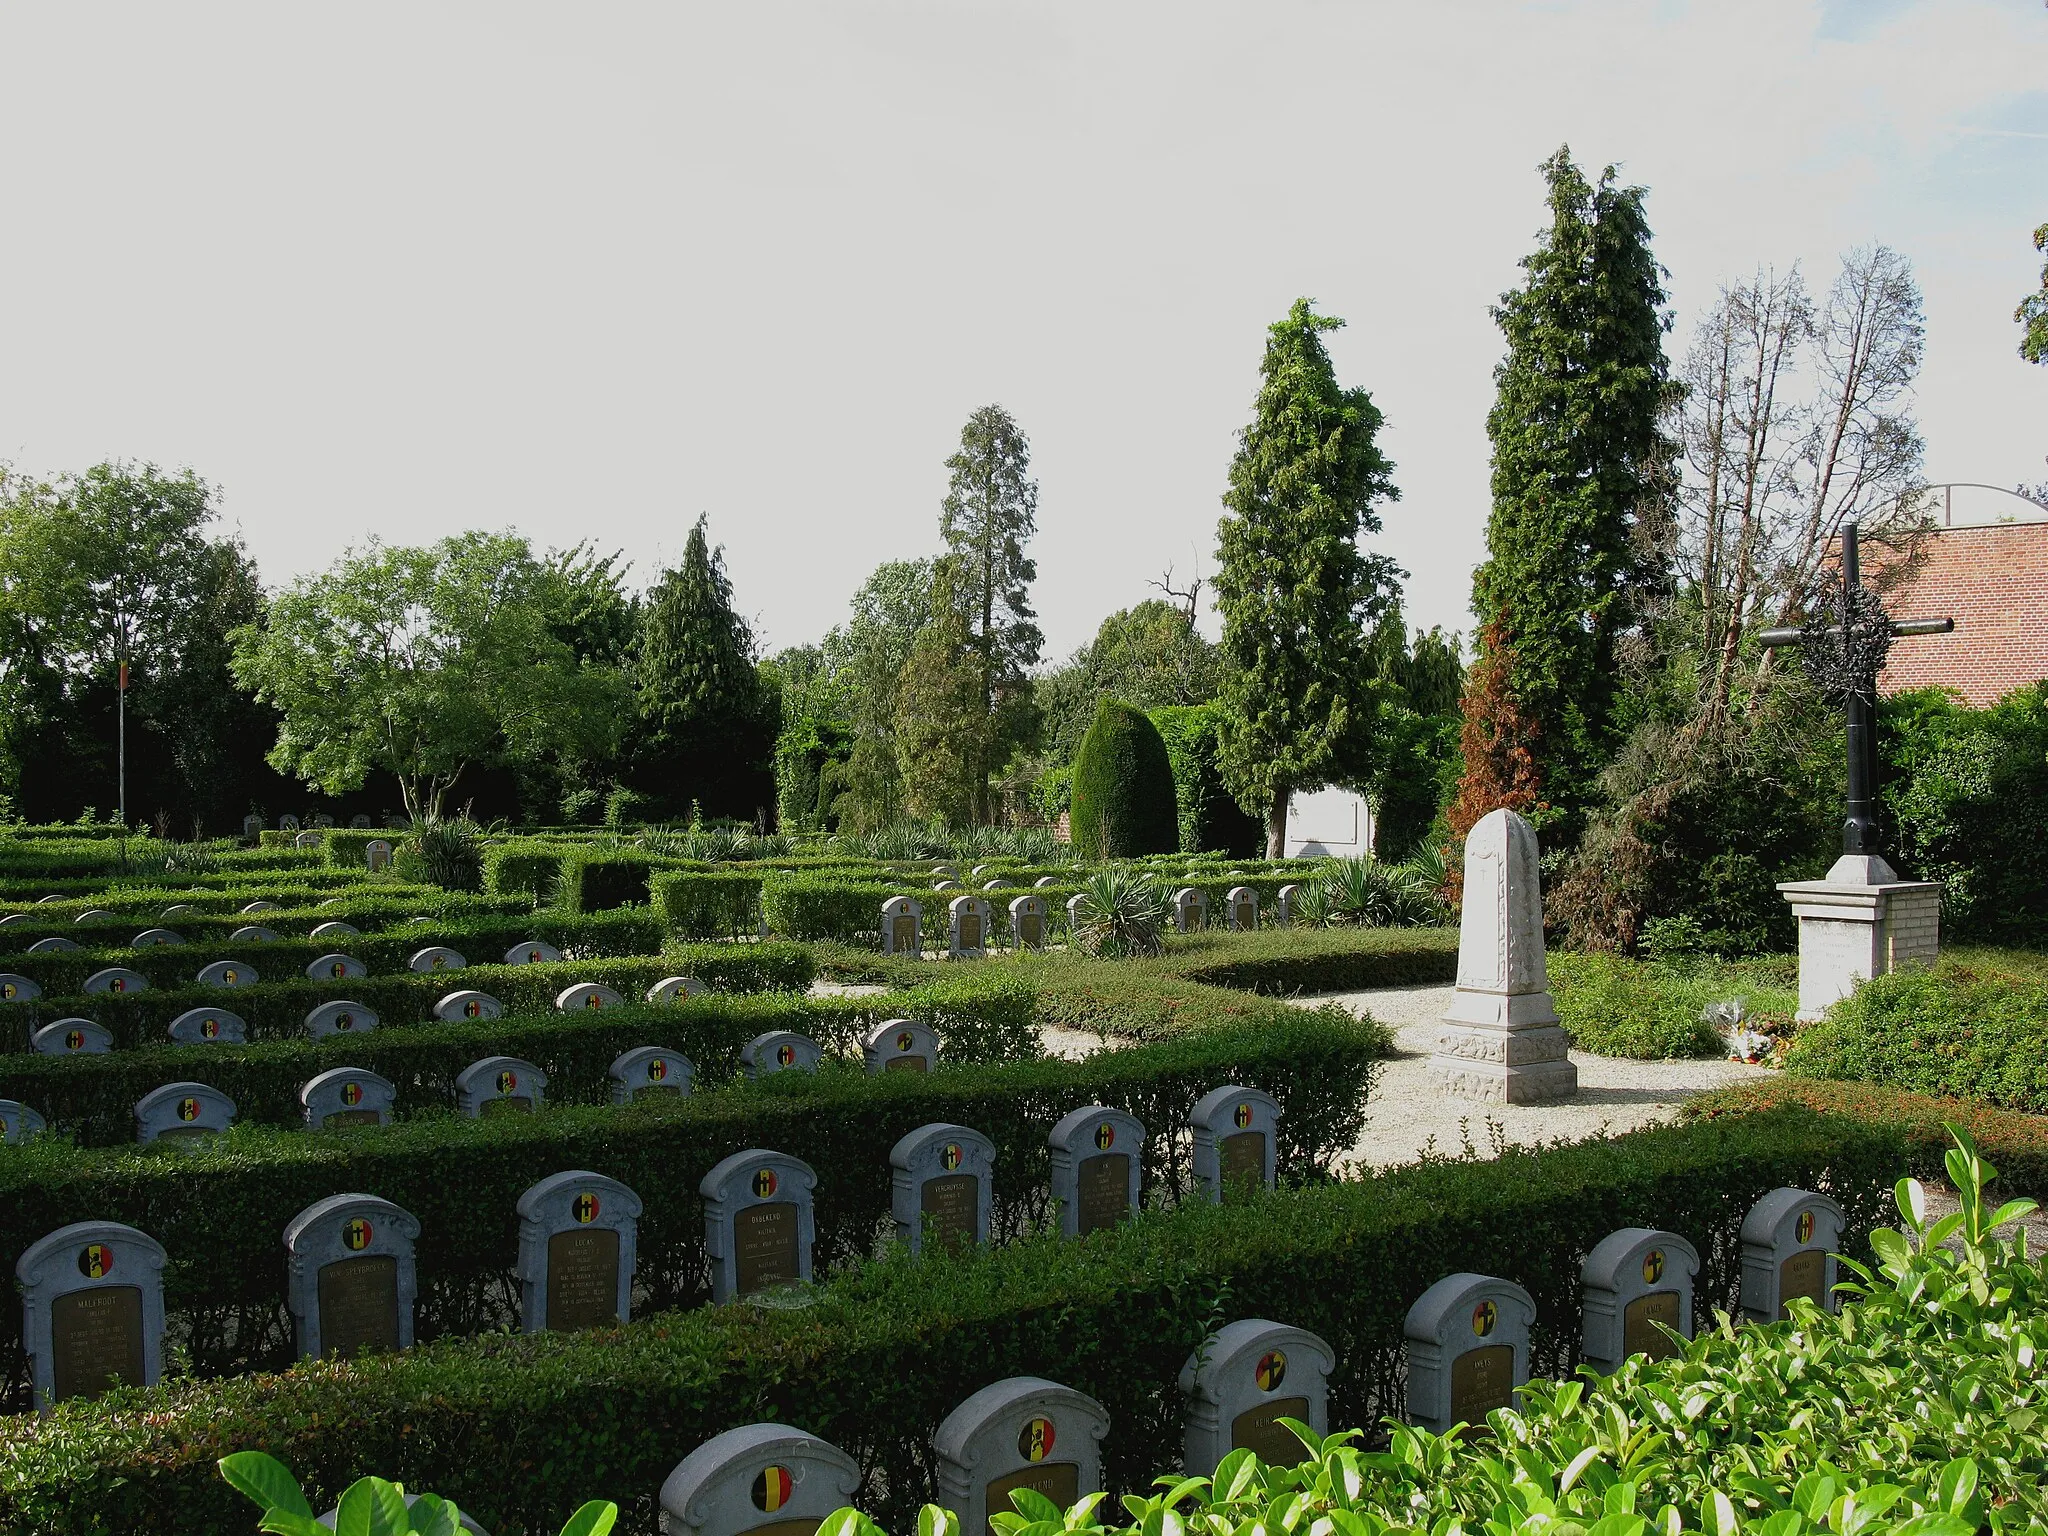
[1795, 1209, 1815, 1244]
[497, 1070, 518, 1095]
[1642, 1249, 1665, 1284]
[752, 1167, 779, 1199]
[200, 1017, 220, 1039]
[646, 1057, 668, 1082]
[776, 1043, 795, 1067]
[64, 1029, 83, 1051]
[335, 1011, 355, 1031]
[751, 1465, 794, 1513]
[1472, 1299, 1498, 1338]
[176, 1096, 200, 1122]
[109, 977, 128, 994]
[1255, 1349, 1287, 1392]
[1018, 1417, 1057, 1462]
[342, 1217, 374, 1251]
[895, 1029, 915, 1052]
[329, 962, 348, 979]
[583, 991, 604, 1010]
[1093, 1122, 1116, 1152]
[1, 982, 15, 1000]
[573, 1191, 601, 1224]
[940, 1143, 963, 1171]
[527, 949, 544, 964]
[1233, 1101, 1255, 1128]
[77, 1243, 115, 1279]
[340, 1081, 364, 1107]
[464, 999, 484, 1019]
[222, 969, 239, 985]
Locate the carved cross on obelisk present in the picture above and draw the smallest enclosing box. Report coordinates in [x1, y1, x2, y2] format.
[1758, 518, 1953, 877]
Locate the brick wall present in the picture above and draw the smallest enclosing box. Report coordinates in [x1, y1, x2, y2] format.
[1873, 520, 2048, 706]
[1882, 886, 1941, 971]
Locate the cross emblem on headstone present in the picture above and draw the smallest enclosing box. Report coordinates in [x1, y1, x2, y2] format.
[1758, 519, 1953, 870]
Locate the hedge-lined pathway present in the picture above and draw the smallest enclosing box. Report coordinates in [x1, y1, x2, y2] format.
[1305, 984, 1772, 1169]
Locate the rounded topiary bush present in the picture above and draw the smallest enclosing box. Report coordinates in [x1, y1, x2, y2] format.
[1069, 697, 1179, 859]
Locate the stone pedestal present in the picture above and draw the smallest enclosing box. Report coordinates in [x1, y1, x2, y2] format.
[1433, 808, 1577, 1104]
[1777, 854, 1941, 1021]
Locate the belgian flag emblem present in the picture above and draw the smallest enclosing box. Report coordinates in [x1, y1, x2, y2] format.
[1642, 1249, 1665, 1284]
[776, 1044, 795, 1067]
[110, 977, 128, 993]
[431, 953, 448, 969]
[78, 1243, 114, 1279]
[1018, 1417, 1057, 1462]
[751, 1466, 794, 1512]
[341, 1081, 364, 1107]
[1233, 1101, 1254, 1129]
[896, 1030, 915, 1052]
[1094, 1122, 1115, 1151]
[1472, 1299, 1498, 1338]
[497, 1070, 518, 1095]
[64, 1030, 83, 1051]
[753, 1168, 780, 1199]
[584, 991, 603, 1009]
[201, 1018, 219, 1039]
[176, 1097, 200, 1122]
[465, 999, 483, 1019]
[647, 1058, 668, 1083]
[528, 950, 543, 964]
[330, 962, 347, 979]
[940, 1143, 963, 1171]
[336, 1013, 355, 1030]
[1795, 1210, 1815, 1244]
[342, 1217, 374, 1251]
[1255, 1349, 1287, 1391]
[223, 970, 238, 985]
[1, 983, 14, 1000]
[573, 1192, 601, 1224]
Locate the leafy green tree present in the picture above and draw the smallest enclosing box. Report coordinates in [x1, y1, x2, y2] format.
[1460, 147, 1678, 844]
[2018, 220, 2048, 365]
[1213, 298, 1401, 856]
[1149, 702, 1263, 856]
[763, 644, 853, 832]
[808, 559, 934, 832]
[1071, 697, 1179, 858]
[1363, 613, 1465, 859]
[938, 404, 1044, 822]
[1036, 599, 1224, 768]
[893, 564, 986, 826]
[231, 532, 629, 818]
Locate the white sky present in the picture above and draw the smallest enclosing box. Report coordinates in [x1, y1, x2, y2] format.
[2, 1, 2043, 661]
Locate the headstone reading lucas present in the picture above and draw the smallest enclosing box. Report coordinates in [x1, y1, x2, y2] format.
[658, 1423, 861, 1536]
[1739, 1188, 1844, 1324]
[862, 1018, 938, 1074]
[1179, 1318, 1335, 1475]
[283, 1193, 420, 1359]
[300, 1067, 397, 1130]
[700, 1149, 817, 1303]
[454, 1056, 547, 1117]
[934, 1377, 1111, 1536]
[1048, 1105, 1145, 1238]
[1189, 1084, 1279, 1204]
[609, 1045, 695, 1104]
[890, 1122, 995, 1255]
[1404, 1272, 1535, 1435]
[881, 896, 922, 958]
[1431, 808, 1576, 1104]
[515, 1170, 643, 1332]
[16, 1220, 167, 1409]
[1580, 1227, 1699, 1374]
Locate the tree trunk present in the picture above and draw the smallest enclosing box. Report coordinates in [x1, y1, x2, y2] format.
[1265, 786, 1289, 860]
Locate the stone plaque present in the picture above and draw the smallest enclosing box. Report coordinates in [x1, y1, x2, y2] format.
[893, 915, 917, 951]
[1739, 1188, 1843, 1324]
[1404, 1273, 1533, 1435]
[1580, 1228, 1698, 1374]
[547, 1228, 621, 1331]
[959, 912, 982, 949]
[1049, 1106, 1144, 1239]
[735, 1202, 799, 1295]
[891, 1123, 995, 1255]
[1227, 887, 1259, 931]
[701, 1150, 817, 1303]
[984, 1461, 1079, 1532]
[318, 1255, 400, 1356]
[1019, 912, 1043, 947]
[50, 1284, 145, 1403]
[300, 1067, 397, 1130]
[934, 1378, 1110, 1536]
[517, 1170, 641, 1332]
[1180, 1319, 1334, 1475]
[285, 1193, 419, 1360]
[1622, 1291, 1682, 1359]
[1219, 1132, 1265, 1203]
[1449, 1344, 1514, 1423]
[1779, 1249, 1827, 1314]
[921, 1174, 978, 1252]
[658, 1424, 861, 1536]
[1174, 888, 1207, 932]
[1192, 1088, 1281, 1202]
[1229, 1396, 1311, 1464]
[1076, 1154, 1129, 1234]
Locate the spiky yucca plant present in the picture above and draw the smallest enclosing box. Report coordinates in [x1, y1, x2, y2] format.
[1069, 866, 1171, 958]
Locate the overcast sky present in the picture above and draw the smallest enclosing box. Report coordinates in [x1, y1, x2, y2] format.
[2, 1, 2043, 661]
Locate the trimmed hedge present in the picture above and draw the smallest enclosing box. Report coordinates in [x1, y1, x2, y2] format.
[0, 1108, 1900, 1534]
[762, 875, 899, 943]
[482, 840, 569, 901]
[1070, 698, 1179, 859]
[557, 849, 661, 913]
[651, 870, 764, 941]
[1144, 926, 1458, 995]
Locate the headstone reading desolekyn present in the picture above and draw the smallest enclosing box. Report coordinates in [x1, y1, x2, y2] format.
[890, 1123, 996, 1254]
[1179, 1318, 1335, 1475]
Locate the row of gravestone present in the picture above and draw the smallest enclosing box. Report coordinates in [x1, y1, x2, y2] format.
[875, 885, 1273, 959]
[7, 1088, 1302, 1409]
[241, 814, 400, 834]
[0, 1013, 947, 1143]
[0, 896, 370, 932]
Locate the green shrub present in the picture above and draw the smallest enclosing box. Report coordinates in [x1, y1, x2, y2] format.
[1148, 702, 1262, 856]
[559, 850, 656, 913]
[0, 1108, 1898, 1534]
[762, 874, 898, 943]
[1547, 951, 1724, 1059]
[651, 870, 764, 940]
[1070, 699, 1179, 859]
[483, 839, 569, 901]
[321, 830, 382, 870]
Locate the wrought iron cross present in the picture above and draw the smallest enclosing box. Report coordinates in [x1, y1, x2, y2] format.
[1758, 520, 1953, 862]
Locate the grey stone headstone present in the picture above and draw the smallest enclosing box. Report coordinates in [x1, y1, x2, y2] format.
[742, 1030, 822, 1078]
[306, 952, 368, 981]
[26, 937, 77, 954]
[81, 967, 144, 996]
[516, 1170, 643, 1333]
[890, 1123, 994, 1255]
[1066, 893, 1087, 934]
[658, 1423, 861, 1536]
[33, 893, 63, 903]
[881, 896, 923, 957]
[365, 839, 393, 871]
[981, 879, 1009, 893]
[1581, 1227, 1700, 1373]
[970, 864, 993, 878]
[131, 928, 185, 948]
[1034, 875, 1057, 888]
[240, 900, 280, 914]
[932, 864, 959, 879]
[504, 939, 563, 966]
[434, 989, 503, 1022]
[160, 904, 196, 918]
[1048, 1105, 1145, 1238]
[15, 1220, 167, 1409]
[310, 920, 360, 941]
[949, 895, 991, 959]
[455, 1056, 547, 1117]
[32, 1019, 112, 1055]
[1189, 1084, 1280, 1204]
[228, 925, 281, 944]
[0, 972, 44, 1001]
[409, 946, 467, 974]
[278, 816, 300, 833]
[0, 1099, 47, 1144]
[1174, 887, 1208, 932]
[1739, 1188, 1844, 1323]
[1180, 1318, 1335, 1475]
[283, 1193, 419, 1360]
[300, 1067, 396, 1129]
[1403, 1272, 1535, 1434]
[196, 958, 258, 988]
[700, 1148, 817, 1303]
[646, 974, 707, 1003]
[243, 814, 264, 837]
[350, 815, 372, 829]
[405, 915, 434, 925]
[293, 832, 322, 850]
[1226, 886, 1259, 932]
[74, 908, 115, 925]
[305, 1000, 379, 1041]
[167, 1007, 247, 1046]
[1275, 884, 1301, 926]
[312, 814, 335, 829]
[1009, 894, 1048, 950]
[932, 880, 959, 893]
[934, 1377, 1111, 1536]
[609, 1045, 695, 1104]
[555, 982, 625, 1013]
[135, 1081, 236, 1144]
[863, 1017, 939, 1074]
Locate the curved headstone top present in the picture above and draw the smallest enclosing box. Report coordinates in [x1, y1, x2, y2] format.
[309, 921, 360, 941]
[80, 968, 143, 996]
[196, 959, 258, 989]
[0, 1099, 47, 1144]
[306, 953, 368, 981]
[33, 1018, 112, 1055]
[240, 901, 280, 914]
[658, 1423, 861, 1536]
[25, 937, 78, 954]
[434, 990, 503, 1022]
[504, 939, 563, 966]
[131, 928, 185, 948]
[409, 946, 466, 974]
[229, 925, 282, 944]
[167, 1007, 248, 1046]
[645, 975, 706, 1004]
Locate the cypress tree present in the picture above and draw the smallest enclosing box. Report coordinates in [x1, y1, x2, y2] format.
[1070, 697, 1179, 859]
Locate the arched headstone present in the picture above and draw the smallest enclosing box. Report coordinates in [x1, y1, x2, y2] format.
[277, 815, 300, 833]
[305, 1000, 379, 1041]
[229, 925, 281, 944]
[505, 939, 563, 966]
[1048, 1105, 1145, 1237]
[658, 1424, 861, 1536]
[881, 896, 922, 957]
[0, 972, 44, 1001]
[196, 959, 258, 988]
[160, 903, 196, 918]
[283, 1193, 420, 1359]
[409, 946, 467, 974]
[555, 982, 624, 1012]
[0, 1099, 47, 1144]
[1275, 884, 1301, 926]
[1581, 1228, 1700, 1372]
[434, 990, 503, 1022]
[16, 1221, 167, 1409]
[241, 900, 279, 914]
[1403, 1272, 1535, 1434]
[32, 1019, 111, 1055]
[135, 1081, 236, 1144]
[1180, 1319, 1335, 1474]
[350, 815, 372, 829]
[890, 1123, 995, 1255]
[455, 1056, 546, 1117]
[646, 974, 707, 1003]
[515, 1170, 643, 1332]
[935, 1377, 1111, 1536]
[167, 1007, 247, 1046]
[305, 952, 368, 981]
[365, 839, 393, 871]
[74, 909, 115, 925]
[300, 1067, 396, 1130]
[862, 1018, 938, 1074]
[309, 920, 360, 941]
[242, 813, 264, 838]
[700, 1149, 817, 1302]
[608, 1045, 694, 1104]
[1009, 894, 1048, 950]
[25, 937, 77, 954]
[1034, 875, 1058, 889]
[1740, 1188, 1844, 1323]
[1189, 1085, 1279, 1204]
[742, 1030, 822, 1078]
[1226, 886, 1259, 932]
[1173, 888, 1207, 932]
[131, 928, 185, 948]
[949, 895, 991, 959]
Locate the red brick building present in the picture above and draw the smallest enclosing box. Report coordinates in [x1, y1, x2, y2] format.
[1876, 514, 2048, 706]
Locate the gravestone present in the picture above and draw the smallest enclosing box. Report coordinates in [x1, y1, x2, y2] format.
[949, 895, 991, 959]
[0, 972, 44, 1001]
[167, 1007, 247, 1046]
[863, 1018, 938, 1074]
[243, 813, 264, 838]
[131, 927, 184, 948]
[305, 952, 369, 981]
[310, 920, 360, 941]
[409, 946, 467, 973]
[1431, 808, 1576, 1104]
[300, 1067, 396, 1129]
[229, 925, 282, 944]
[74, 908, 115, 925]
[32, 1019, 112, 1055]
[1404, 1272, 1536, 1434]
[505, 939, 563, 965]
[1226, 886, 1259, 932]
[981, 878, 1010, 893]
[1009, 894, 1047, 950]
[970, 864, 993, 879]
[934, 1377, 1111, 1536]
[1034, 875, 1057, 888]
[305, 1000, 379, 1041]
[160, 903, 196, 918]
[434, 989, 503, 1022]
[1189, 1085, 1279, 1204]
[647, 974, 708, 1003]
[25, 937, 76, 954]
[881, 896, 923, 957]
[15, 1220, 167, 1409]
[33, 894, 62, 903]
[742, 1030, 823, 1078]
[350, 815, 372, 829]
[890, 1123, 995, 1255]
[1275, 884, 1301, 926]
[1066, 893, 1087, 935]
[135, 1081, 236, 1144]
[556, 982, 625, 1012]
[0, 1099, 47, 1144]
[80, 974, 144, 999]
[1739, 1188, 1844, 1323]
[283, 1193, 420, 1359]
[278, 815, 300, 833]
[516, 1170, 643, 1332]
[1180, 1319, 1335, 1475]
[455, 1056, 547, 1117]
[313, 814, 335, 828]
[196, 959, 258, 988]
[657, 1423, 861, 1536]
[1173, 888, 1207, 933]
[609, 1045, 695, 1104]
[294, 831, 322, 849]
[1581, 1228, 1700, 1373]
[1048, 1105, 1145, 1237]
[701, 1149, 817, 1302]
[241, 900, 280, 914]
[365, 839, 393, 871]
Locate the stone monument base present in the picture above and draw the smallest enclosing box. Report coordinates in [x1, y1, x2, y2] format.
[1431, 1023, 1579, 1104]
[1778, 854, 1941, 1022]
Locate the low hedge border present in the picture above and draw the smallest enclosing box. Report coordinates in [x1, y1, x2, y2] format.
[0, 879, 458, 929]
[0, 1107, 1899, 1535]
[0, 1008, 1381, 1398]
[651, 870, 765, 941]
